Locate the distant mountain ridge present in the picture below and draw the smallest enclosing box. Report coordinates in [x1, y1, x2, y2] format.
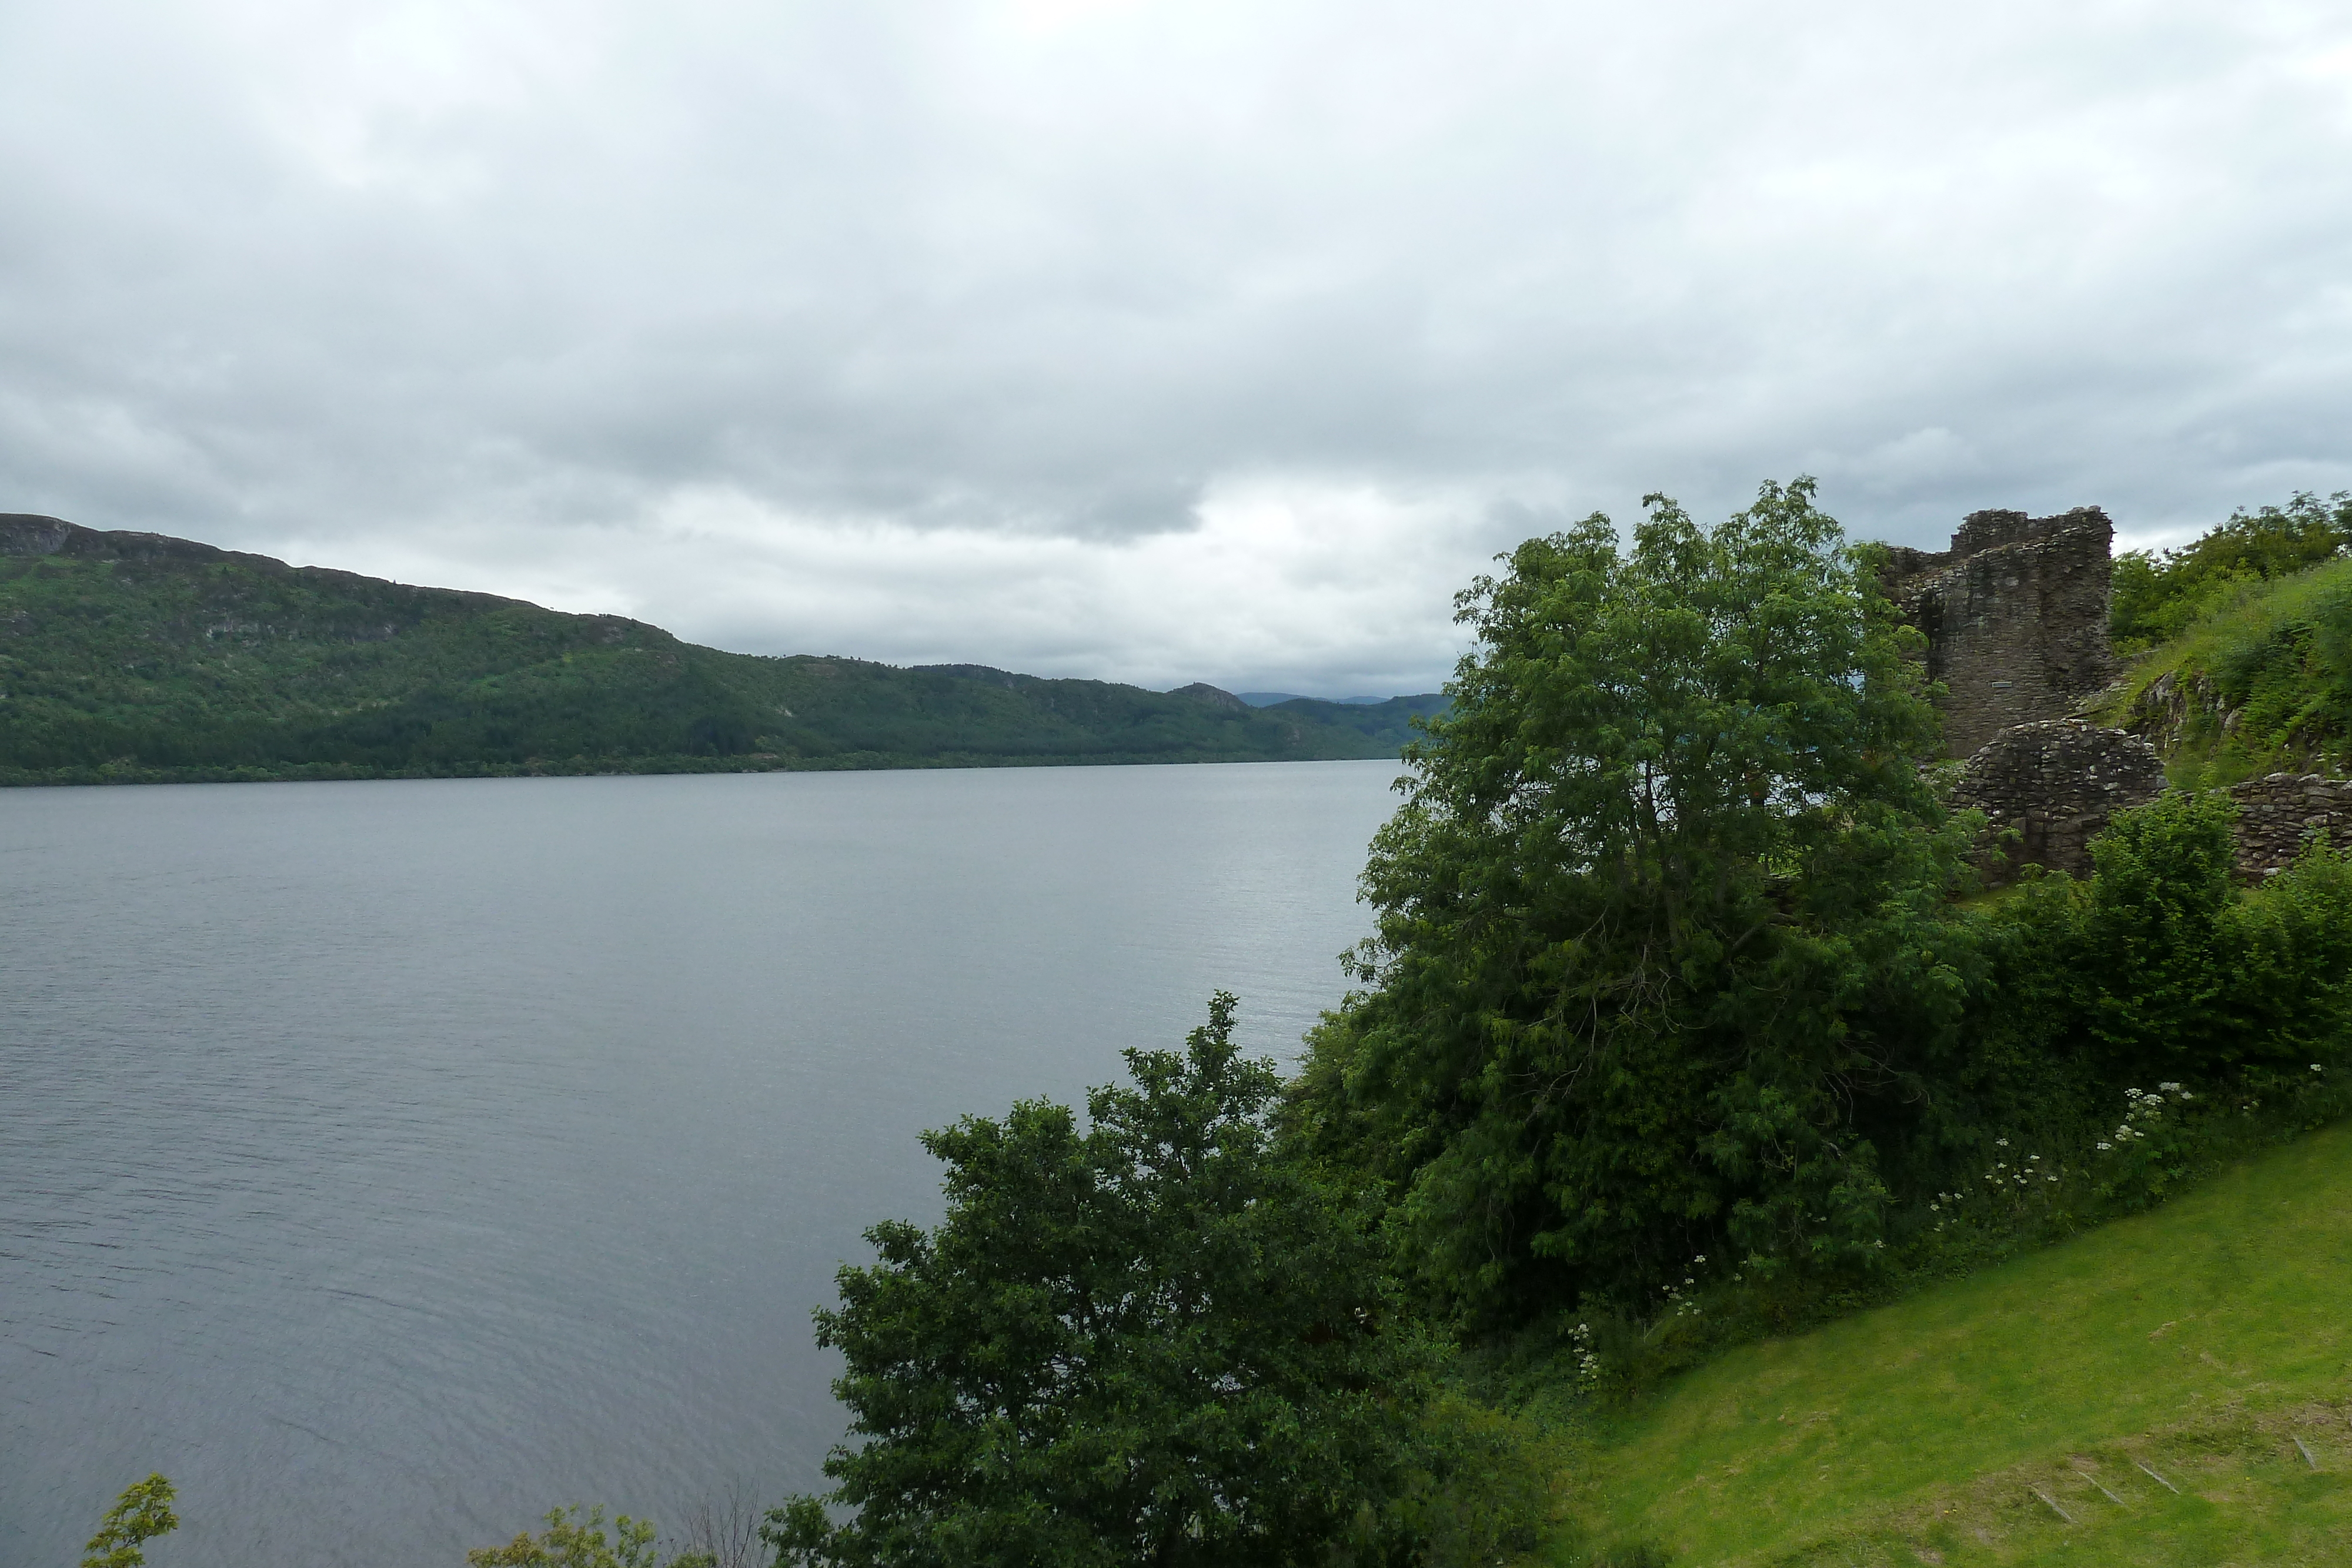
[0, 514, 1445, 784]
[1235, 691, 1391, 708]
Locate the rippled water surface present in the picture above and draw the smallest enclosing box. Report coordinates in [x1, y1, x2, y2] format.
[0, 761, 1402, 1566]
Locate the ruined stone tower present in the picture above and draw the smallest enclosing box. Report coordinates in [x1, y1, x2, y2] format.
[1883, 506, 2164, 880]
[1882, 507, 2119, 760]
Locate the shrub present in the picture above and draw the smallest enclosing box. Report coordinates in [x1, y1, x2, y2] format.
[466, 1506, 714, 1568]
[1997, 793, 2352, 1087]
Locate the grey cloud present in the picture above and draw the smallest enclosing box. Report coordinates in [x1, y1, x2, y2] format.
[2, 1, 2349, 693]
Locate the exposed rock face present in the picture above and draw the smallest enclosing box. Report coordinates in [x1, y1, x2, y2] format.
[1883, 507, 2119, 759]
[1, 513, 524, 617]
[2227, 773, 2352, 880]
[1949, 718, 2168, 882]
[1, 513, 268, 567]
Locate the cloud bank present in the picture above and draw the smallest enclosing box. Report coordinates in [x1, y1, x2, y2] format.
[3, 1, 2348, 693]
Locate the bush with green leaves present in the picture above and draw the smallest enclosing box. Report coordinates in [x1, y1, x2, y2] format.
[467, 1504, 714, 1568]
[82, 1475, 176, 1568]
[1989, 791, 2352, 1089]
[764, 994, 1454, 1568]
[1290, 480, 1983, 1322]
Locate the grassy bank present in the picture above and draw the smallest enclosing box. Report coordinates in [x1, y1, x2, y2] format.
[2099, 554, 2352, 786]
[1561, 1119, 2352, 1564]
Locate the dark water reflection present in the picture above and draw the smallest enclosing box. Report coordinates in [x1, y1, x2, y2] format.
[0, 761, 1402, 1566]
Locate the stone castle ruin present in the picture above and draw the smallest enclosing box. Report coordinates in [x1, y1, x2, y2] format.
[1881, 507, 2120, 760]
[1880, 507, 2351, 882]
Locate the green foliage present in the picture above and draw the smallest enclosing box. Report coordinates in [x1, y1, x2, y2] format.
[2099, 494, 2352, 781]
[466, 1505, 714, 1568]
[1982, 794, 2352, 1091]
[2065, 791, 2247, 1076]
[0, 538, 1436, 781]
[2088, 1081, 2210, 1209]
[81, 1474, 177, 1568]
[2110, 489, 2352, 654]
[1381, 1392, 1561, 1565]
[2118, 566, 2352, 791]
[766, 994, 1453, 1568]
[1290, 479, 1980, 1323]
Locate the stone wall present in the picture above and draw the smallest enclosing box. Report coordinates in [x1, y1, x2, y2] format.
[1952, 743, 2352, 884]
[1883, 507, 2119, 758]
[2228, 773, 2352, 880]
[1948, 718, 2168, 882]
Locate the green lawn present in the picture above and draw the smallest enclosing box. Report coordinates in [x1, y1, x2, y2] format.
[1567, 1122, 2352, 1564]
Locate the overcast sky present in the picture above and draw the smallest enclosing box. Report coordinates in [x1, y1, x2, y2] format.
[4, 1, 2349, 695]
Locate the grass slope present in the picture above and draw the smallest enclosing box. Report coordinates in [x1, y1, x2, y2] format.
[0, 515, 1441, 782]
[2099, 556, 2352, 787]
[1568, 1121, 2352, 1565]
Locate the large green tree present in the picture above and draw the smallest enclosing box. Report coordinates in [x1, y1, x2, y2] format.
[1292, 480, 1981, 1321]
[765, 995, 1445, 1568]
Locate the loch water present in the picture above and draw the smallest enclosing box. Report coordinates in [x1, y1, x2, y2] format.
[0, 760, 1404, 1566]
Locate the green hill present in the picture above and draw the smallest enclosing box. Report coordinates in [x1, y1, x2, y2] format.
[1563, 1120, 2352, 1565]
[2094, 493, 2352, 786]
[0, 514, 1444, 784]
[2099, 553, 2352, 788]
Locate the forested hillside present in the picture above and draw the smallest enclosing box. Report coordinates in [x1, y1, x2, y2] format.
[0, 515, 1440, 783]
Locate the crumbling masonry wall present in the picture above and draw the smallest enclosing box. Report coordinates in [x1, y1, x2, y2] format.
[1947, 718, 2168, 882]
[2228, 773, 2352, 881]
[1883, 507, 2119, 759]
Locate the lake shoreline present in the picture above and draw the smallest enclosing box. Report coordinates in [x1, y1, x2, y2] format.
[0, 749, 1407, 789]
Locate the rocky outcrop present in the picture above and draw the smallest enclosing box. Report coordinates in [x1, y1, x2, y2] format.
[1948, 718, 2168, 882]
[0, 513, 273, 568]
